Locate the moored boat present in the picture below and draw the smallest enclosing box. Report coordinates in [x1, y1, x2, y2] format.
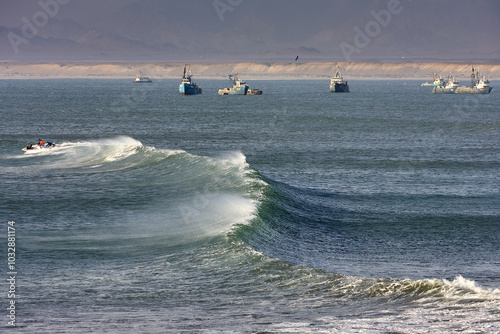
[329, 66, 349, 92]
[432, 72, 460, 94]
[455, 66, 492, 94]
[421, 71, 445, 87]
[179, 64, 202, 95]
[218, 73, 261, 95]
[134, 71, 152, 83]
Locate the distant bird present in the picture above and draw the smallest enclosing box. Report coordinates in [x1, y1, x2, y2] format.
[295, 55, 299, 61]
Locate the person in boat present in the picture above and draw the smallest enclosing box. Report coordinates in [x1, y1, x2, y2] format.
[38, 139, 44, 147]
[26, 143, 33, 150]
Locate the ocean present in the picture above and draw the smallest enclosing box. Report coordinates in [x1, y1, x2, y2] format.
[1, 78, 499, 333]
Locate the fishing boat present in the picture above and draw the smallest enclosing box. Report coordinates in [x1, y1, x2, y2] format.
[218, 73, 262, 95]
[329, 66, 349, 92]
[455, 66, 493, 94]
[421, 71, 445, 87]
[432, 72, 460, 94]
[133, 71, 152, 83]
[179, 64, 202, 95]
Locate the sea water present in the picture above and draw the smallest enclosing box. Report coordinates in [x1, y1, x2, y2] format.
[0, 78, 499, 333]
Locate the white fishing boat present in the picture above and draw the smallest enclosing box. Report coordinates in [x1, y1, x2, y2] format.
[455, 66, 493, 94]
[329, 66, 349, 92]
[432, 72, 460, 94]
[134, 71, 152, 83]
[421, 71, 445, 87]
[218, 73, 262, 95]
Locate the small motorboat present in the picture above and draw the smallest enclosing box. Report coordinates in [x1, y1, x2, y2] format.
[23, 141, 56, 152]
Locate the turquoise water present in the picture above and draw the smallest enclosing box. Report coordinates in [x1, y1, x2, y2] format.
[1, 79, 499, 333]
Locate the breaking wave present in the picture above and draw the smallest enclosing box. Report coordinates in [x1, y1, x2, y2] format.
[4, 136, 499, 312]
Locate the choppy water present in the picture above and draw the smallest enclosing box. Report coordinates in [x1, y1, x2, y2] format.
[1, 78, 499, 333]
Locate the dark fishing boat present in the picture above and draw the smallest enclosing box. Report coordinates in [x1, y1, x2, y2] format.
[179, 64, 202, 95]
[330, 66, 349, 92]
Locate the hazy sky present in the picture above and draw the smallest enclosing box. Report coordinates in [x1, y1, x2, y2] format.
[1, 0, 499, 62]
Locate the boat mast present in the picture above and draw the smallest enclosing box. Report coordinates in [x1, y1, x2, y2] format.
[229, 73, 236, 86]
[471, 66, 476, 88]
[183, 64, 192, 80]
[335, 66, 341, 78]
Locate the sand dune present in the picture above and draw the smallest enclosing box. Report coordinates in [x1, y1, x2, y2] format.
[0, 61, 499, 80]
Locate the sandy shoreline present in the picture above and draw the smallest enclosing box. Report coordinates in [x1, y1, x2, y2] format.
[1, 61, 499, 80]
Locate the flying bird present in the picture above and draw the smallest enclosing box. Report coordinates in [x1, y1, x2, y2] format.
[295, 56, 299, 61]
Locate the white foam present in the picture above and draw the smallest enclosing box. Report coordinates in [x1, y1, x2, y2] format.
[442, 275, 500, 297]
[217, 151, 248, 167]
[19, 136, 145, 170]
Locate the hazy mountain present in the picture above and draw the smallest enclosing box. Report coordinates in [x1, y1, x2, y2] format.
[1, 0, 499, 62]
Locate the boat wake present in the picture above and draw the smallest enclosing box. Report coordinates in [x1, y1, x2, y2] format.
[18, 136, 159, 170]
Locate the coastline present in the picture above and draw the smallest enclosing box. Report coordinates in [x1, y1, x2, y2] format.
[1, 61, 499, 80]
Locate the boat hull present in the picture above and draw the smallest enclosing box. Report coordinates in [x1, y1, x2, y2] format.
[330, 82, 350, 93]
[22, 144, 56, 153]
[421, 82, 444, 87]
[455, 86, 492, 94]
[218, 86, 248, 95]
[179, 83, 202, 95]
[432, 86, 457, 94]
